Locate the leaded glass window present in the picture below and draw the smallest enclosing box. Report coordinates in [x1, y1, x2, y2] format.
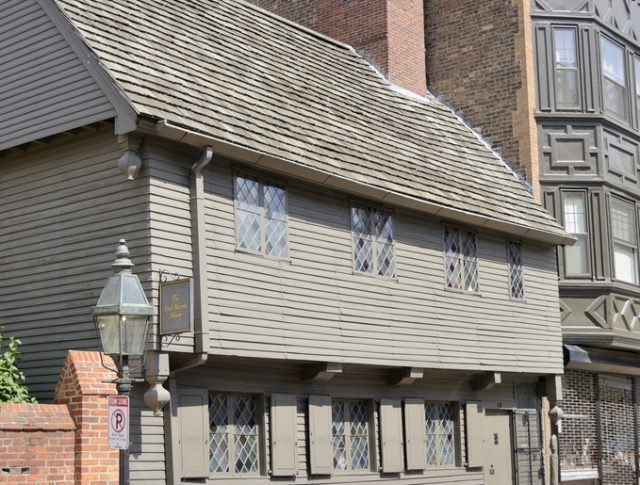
[332, 400, 370, 472]
[611, 198, 638, 284]
[443, 225, 479, 292]
[209, 393, 260, 475]
[351, 206, 395, 277]
[425, 402, 456, 467]
[235, 175, 287, 258]
[600, 37, 627, 120]
[554, 28, 580, 108]
[562, 192, 589, 276]
[507, 241, 525, 300]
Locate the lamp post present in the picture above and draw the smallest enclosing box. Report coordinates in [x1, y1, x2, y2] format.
[93, 239, 153, 485]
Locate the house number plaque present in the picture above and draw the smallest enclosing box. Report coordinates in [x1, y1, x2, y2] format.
[159, 278, 193, 335]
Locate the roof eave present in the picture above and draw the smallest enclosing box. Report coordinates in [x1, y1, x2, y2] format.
[148, 119, 574, 247]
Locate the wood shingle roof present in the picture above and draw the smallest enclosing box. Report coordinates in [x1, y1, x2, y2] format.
[53, 0, 571, 243]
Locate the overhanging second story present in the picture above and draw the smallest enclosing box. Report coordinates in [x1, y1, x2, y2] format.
[0, 0, 574, 393]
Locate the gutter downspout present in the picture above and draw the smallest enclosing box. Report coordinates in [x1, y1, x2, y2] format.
[165, 146, 214, 485]
[169, 145, 214, 374]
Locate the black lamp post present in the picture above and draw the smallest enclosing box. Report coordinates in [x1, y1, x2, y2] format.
[93, 239, 153, 485]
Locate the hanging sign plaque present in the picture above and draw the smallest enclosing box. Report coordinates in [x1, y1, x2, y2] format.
[159, 278, 193, 335]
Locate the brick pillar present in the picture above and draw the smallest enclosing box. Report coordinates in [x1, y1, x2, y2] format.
[54, 350, 119, 485]
[253, 0, 427, 96]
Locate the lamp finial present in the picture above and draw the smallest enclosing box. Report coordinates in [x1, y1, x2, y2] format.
[112, 239, 134, 271]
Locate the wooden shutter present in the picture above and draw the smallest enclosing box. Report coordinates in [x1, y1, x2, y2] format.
[178, 387, 210, 478]
[308, 395, 332, 475]
[404, 398, 426, 470]
[465, 402, 484, 468]
[270, 394, 298, 476]
[379, 399, 404, 473]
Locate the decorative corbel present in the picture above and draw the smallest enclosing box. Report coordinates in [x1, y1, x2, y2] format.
[144, 351, 171, 415]
[301, 362, 343, 381]
[471, 372, 502, 391]
[388, 367, 423, 385]
[117, 133, 143, 180]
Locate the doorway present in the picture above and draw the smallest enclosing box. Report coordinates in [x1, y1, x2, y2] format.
[483, 410, 514, 485]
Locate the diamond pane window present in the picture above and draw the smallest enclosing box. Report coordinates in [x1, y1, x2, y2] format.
[443, 225, 478, 292]
[507, 241, 525, 300]
[351, 206, 395, 277]
[332, 399, 370, 472]
[209, 393, 260, 475]
[235, 175, 287, 258]
[425, 402, 456, 468]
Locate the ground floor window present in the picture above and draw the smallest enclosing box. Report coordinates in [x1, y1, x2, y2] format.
[209, 393, 260, 475]
[425, 402, 456, 467]
[331, 399, 371, 471]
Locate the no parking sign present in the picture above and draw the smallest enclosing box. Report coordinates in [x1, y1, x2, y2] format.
[108, 395, 129, 450]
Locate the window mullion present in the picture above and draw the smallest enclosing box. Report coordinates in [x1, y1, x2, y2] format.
[370, 209, 377, 274]
[228, 396, 236, 474]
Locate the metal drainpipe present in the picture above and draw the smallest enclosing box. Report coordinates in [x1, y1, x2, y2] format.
[169, 146, 214, 375]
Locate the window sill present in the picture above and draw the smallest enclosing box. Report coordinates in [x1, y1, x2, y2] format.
[443, 286, 482, 297]
[234, 248, 292, 266]
[351, 270, 399, 282]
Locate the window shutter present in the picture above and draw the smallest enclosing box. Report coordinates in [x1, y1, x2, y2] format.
[270, 393, 298, 476]
[178, 387, 210, 478]
[465, 402, 484, 468]
[379, 399, 403, 473]
[404, 398, 426, 470]
[308, 395, 332, 475]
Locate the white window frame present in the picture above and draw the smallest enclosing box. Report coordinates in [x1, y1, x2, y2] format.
[610, 196, 639, 285]
[208, 393, 263, 477]
[234, 173, 288, 259]
[425, 401, 458, 469]
[600, 36, 628, 120]
[553, 27, 581, 109]
[442, 225, 479, 292]
[350, 205, 396, 278]
[561, 191, 590, 277]
[635, 56, 640, 126]
[507, 241, 525, 301]
[331, 399, 374, 473]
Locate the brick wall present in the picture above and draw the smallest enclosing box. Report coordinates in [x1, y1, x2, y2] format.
[0, 351, 119, 485]
[424, 0, 539, 194]
[0, 404, 75, 484]
[252, 0, 426, 96]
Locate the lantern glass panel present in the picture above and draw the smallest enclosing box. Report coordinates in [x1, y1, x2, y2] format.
[122, 314, 149, 356]
[97, 314, 121, 356]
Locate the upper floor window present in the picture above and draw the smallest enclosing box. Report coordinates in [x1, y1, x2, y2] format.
[425, 402, 456, 467]
[332, 400, 371, 472]
[600, 36, 627, 120]
[443, 225, 479, 292]
[554, 28, 580, 108]
[562, 192, 589, 276]
[611, 198, 638, 284]
[507, 241, 525, 300]
[635, 57, 640, 125]
[235, 175, 287, 258]
[209, 393, 260, 475]
[351, 206, 395, 277]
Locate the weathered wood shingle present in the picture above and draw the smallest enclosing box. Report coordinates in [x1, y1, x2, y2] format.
[53, 0, 568, 242]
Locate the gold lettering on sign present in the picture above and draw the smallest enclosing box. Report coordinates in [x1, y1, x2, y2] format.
[163, 293, 188, 320]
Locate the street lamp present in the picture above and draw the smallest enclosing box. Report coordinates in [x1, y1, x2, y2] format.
[93, 239, 153, 485]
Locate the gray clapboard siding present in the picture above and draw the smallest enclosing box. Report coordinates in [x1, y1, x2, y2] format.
[0, 128, 151, 398]
[129, 387, 167, 484]
[0, 0, 116, 151]
[144, 145, 564, 374]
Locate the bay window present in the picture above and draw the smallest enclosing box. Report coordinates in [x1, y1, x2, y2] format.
[554, 28, 580, 108]
[600, 37, 627, 120]
[562, 192, 589, 276]
[611, 198, 638, 284]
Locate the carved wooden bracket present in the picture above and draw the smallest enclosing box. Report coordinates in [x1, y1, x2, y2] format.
[301, 362, 343, 381]
[388, 367, 423, 386]
[471, 372, 502, 391]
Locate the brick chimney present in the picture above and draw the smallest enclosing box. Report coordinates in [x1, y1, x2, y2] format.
[254, 0, 427, 96]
